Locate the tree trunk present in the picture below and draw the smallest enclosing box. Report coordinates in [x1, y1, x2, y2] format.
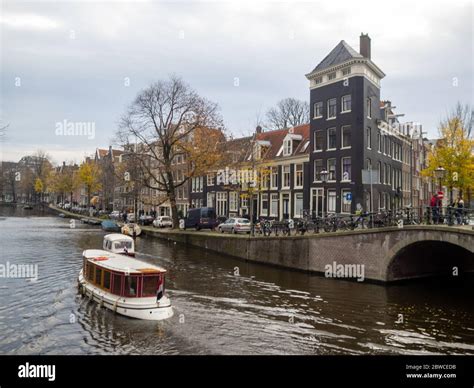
[166, 170, 179, 229]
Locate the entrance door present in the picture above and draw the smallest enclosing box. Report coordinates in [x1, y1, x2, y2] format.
[282, 193, 290, 219]
[252, 196, 258, 221]
[310, 188, 324, 217]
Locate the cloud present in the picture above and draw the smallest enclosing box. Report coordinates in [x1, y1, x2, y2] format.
[1, 0, 472, 163]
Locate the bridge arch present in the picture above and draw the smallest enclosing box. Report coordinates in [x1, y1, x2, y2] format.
[384, 230, 474, 282]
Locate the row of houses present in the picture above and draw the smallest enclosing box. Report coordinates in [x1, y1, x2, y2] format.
[1, 34, 439, 219]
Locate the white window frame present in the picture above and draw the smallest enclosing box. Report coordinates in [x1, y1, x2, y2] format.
[313, 159, 323, 182]
[270, 193, 279, 217]
[327, 127, 337, 151]
[327, 158, 336, 182]
[294, 163, 303, 188]
[314, 130, 324, 152]
[327, 190, 336, 214]
[341, 125, 351, 149]
[282, 165, 291, 189]
[367, 97, 372, 119]
[229, 191, 238, 212]
[207, 174, 214, 186]
[270, 166, 278, 189]
[341, 157, 351, 182]
[283, 139, 292, 156]
[260, 193, 269, 215]
[327, 98, 337, 120]
[294, 192, 304, 218]
[313, 102, 323, 119]
[341, 95, 351, 113]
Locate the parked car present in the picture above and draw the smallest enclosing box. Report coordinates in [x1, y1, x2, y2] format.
[126, 213, 136, 223]
[110, 210, 121, 220]
[184, 207, 218, 230]
[153, 216, 173, 228]
[139, 215, 154, 225]
[63, 203, 71, 210]
[217, 217, 251, 234]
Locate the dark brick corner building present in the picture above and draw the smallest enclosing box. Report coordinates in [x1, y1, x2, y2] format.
[306, 33, 408, 215]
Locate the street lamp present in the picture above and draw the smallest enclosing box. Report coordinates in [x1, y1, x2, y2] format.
[434, 166, 446, 192]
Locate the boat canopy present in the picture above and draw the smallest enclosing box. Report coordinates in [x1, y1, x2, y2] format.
[83, 249, 165, 274]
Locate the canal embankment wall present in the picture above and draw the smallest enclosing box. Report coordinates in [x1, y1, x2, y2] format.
[47, 205, 474, 282]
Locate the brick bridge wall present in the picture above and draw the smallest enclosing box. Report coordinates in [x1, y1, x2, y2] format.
[143, 226, 474, 282]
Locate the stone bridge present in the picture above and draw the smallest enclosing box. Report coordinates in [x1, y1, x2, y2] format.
[144, 225, 474, 283]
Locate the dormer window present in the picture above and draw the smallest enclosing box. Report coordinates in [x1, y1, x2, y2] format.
[283, 139, 292, 156]
[328, 72, 336, 80]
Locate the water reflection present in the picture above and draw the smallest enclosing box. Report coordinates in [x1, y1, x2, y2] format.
[0, 207, 472, 355]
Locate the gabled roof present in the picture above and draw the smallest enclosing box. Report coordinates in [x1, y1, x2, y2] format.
[255, 123, 310, 160]
[310, 40, 363, 73]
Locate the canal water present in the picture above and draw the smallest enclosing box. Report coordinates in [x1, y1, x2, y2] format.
[0, 207, 473, 355]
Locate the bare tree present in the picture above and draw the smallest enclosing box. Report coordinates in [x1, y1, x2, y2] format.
[117, 76, 225, 228]
[266, 97, 310, 130]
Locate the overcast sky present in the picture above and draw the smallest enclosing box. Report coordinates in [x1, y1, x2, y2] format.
[1, 0, 472, 165]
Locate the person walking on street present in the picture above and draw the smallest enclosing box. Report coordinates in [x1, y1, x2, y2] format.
[430, 193, 439, 224]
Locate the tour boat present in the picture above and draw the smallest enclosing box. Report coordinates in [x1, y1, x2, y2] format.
[121, 223, 142, 237]
[103, 233, 135, 256]
[78, 249, 173, 320]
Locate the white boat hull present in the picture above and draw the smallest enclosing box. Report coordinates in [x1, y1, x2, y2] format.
[78, 271, 173, 321]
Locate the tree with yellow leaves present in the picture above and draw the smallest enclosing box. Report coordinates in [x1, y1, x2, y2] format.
[422, 103, 474, 204]
[78, 160, 102, 206]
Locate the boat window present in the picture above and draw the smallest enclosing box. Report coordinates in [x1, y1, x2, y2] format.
[112, 274, 122, 295]
[142, 275, 159, 297]
[87, 263, 95, 282]
[95, 267, 102, 285]
[103, 271, 111, 290]
[124, 276, 138, 297]
[114, 241, 133, 250]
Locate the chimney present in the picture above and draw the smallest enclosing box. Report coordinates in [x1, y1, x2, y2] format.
[360, 33, 371, 59]
[256, 125, 262, 134]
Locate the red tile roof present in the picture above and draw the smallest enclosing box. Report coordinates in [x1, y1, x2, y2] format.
[255, 123, 310, 160]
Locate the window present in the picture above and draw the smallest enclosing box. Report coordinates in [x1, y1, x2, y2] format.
[124, 276, 138, 297]
[341, 189, 351, 213]
[295, 164, 303, 188]
[261, 194, 268, 215]
[142, 276, 159, 297]
[207, 174, 214, 186]
[283, 139, 292, 156]
[341, 157, 351, 181]
[112, 274, 122, 295]
[328, 72, 336, 80]
[367, 97, 372, 118]
[216, 192, 227, 216]
[229, 192, 238, 212]
[327, 190, 336, 213]
[313, 102, 323, 118]
[95, 267, 102, 285]
[87, 263, 94, 282]
[341, 126, 351, 148]
[328, 158, 336, 181]
[327, 127, 337, 149]
[378, 161, 382, 183]
[314, 130, 324, 151]
[314, 159, 323, 181]
[342, 67, 351, 76]
[103, 271, 111, 290]
[282, 165, 291, 188]
[270, 194, 278, 217]
[270, 167, 278, 189]
[366, 127, 372, 149]
[377, 130, 382, 152]
[294, 193, 303, 218]
[341, 95, 351, 112]
[328, 98, 337, 119]
[315, 76, 322, 85]
[366, 158, 372, 170]
[207, 192, 215, 207]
